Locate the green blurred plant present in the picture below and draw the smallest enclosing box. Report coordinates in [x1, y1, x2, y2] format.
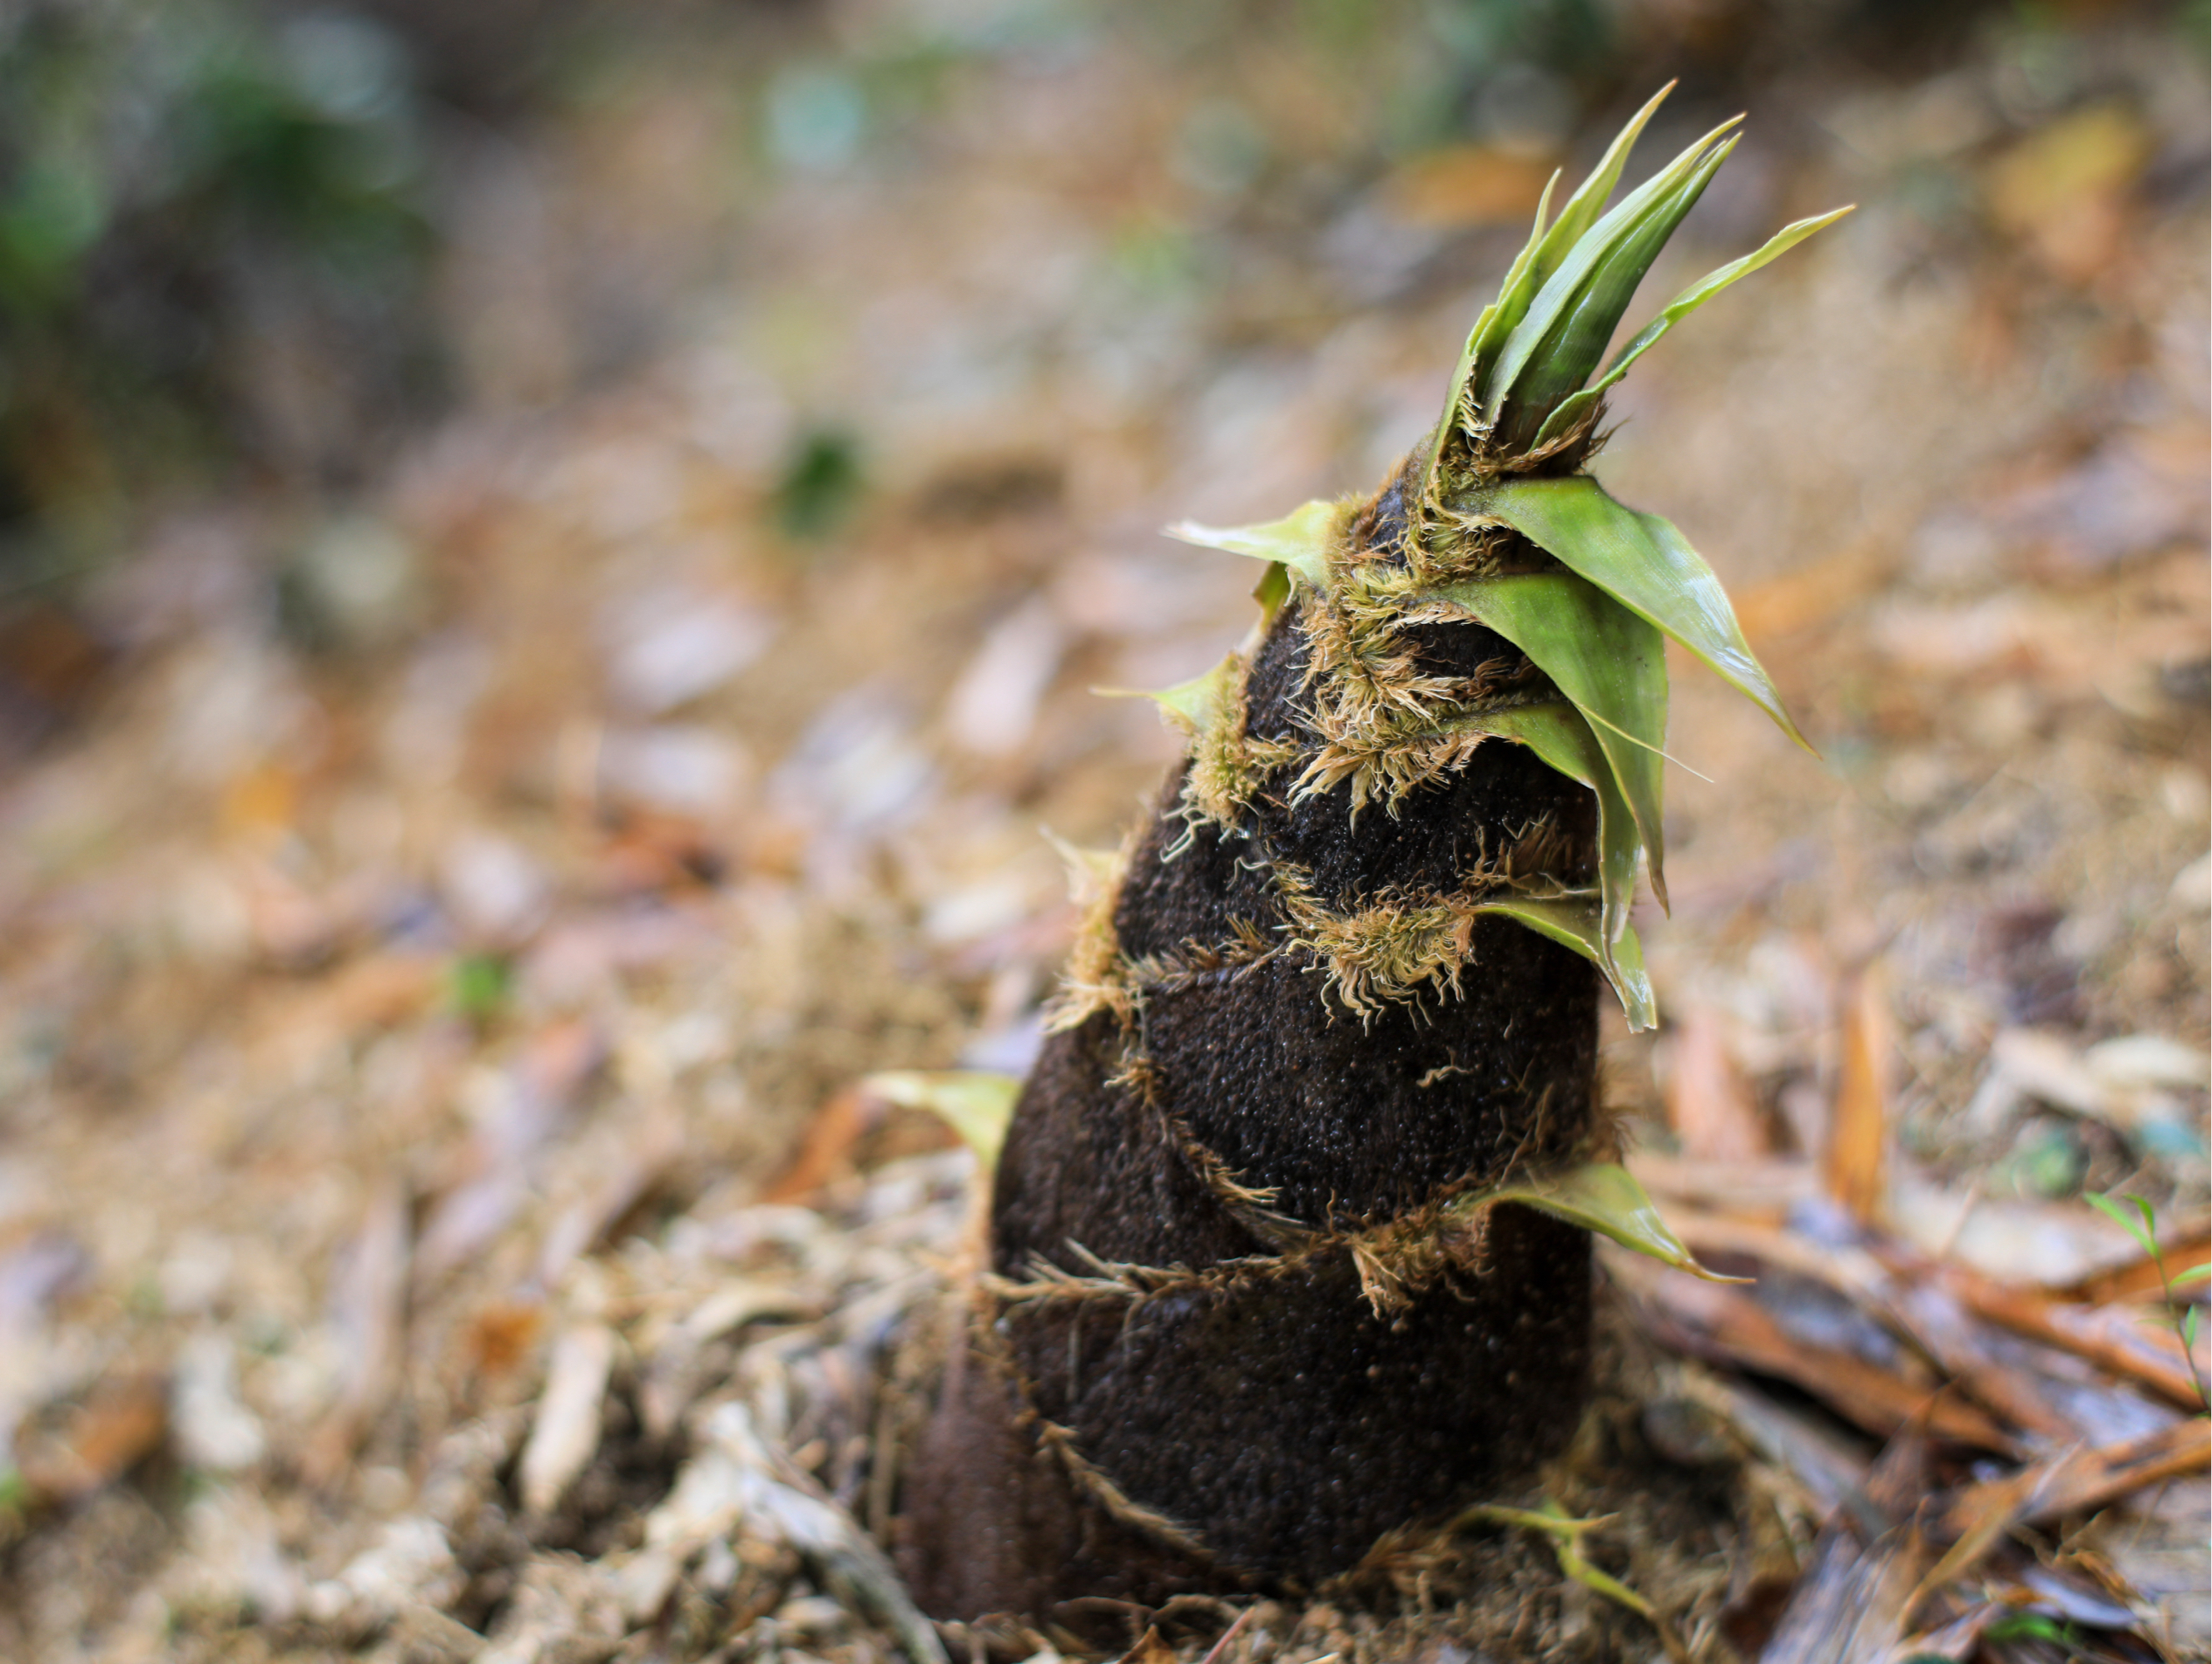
[445, 952, 513, 1023]
[0, 3, 435, 580]
[2087, 1189, 2210, 1412]
[771, 426, 865, 542]
[1982, 1611, 2080, 1647]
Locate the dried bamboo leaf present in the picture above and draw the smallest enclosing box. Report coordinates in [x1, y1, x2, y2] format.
[1936, 1263, 2207, 1409]
[863, 1071, 1020, 1167]
[1614, 1255, 2021, 1450]
[1423, 572, 1669, 908]
[1163, 498, 1347, 592]
[1758, 1436, 1933, 1664]
[1827, 962, 1893, 1226]
[1474, 474, 1810, 750]
[1531, 205, 1854, 448]
[1932, 1419, 2212, 1539]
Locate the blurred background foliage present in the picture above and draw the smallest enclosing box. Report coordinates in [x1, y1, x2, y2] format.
[0, 0, 2203, 785]
[0, 0, 2151, 596]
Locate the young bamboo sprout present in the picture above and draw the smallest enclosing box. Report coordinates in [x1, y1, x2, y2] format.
[897, 87, 1847, 1621]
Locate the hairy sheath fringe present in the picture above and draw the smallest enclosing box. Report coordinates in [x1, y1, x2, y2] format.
[898, 473, 1604, 1618]
[894, 83, 1838, 1623]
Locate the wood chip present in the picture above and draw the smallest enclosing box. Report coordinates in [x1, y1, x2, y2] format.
[519, 1323, 617, 1516]
[305, 1176, 412, 1484]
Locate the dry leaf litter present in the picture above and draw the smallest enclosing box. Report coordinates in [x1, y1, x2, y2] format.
[0, 5, 2205, 1663]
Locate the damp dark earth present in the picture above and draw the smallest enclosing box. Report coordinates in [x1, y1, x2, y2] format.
[0, 3, 2205, 1662]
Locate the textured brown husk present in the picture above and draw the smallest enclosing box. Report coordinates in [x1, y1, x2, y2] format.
[899, 461, 1604, 1619]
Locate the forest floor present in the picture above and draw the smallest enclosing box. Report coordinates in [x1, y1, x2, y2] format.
[0, 3, 2206, 1662]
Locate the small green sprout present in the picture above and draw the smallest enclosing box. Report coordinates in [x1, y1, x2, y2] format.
[772, 426, 866, 542]
[1458, 1502, 1690, 1663]
[2086, 1189, 2210, 1412]
[446, 952, 513, 1022]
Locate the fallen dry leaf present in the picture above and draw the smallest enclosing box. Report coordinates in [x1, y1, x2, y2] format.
[1934, 1419, 2212, 1540]
[1932, 1261, 2208, 1411]
[1608, 1254, 2016, 1451]
[1758, 1431, 1933, 1664]
[14, 1370, 169, 1505]
[763, 1088, 871, 1204]
[1664, 1006, 1768, 1164]
[1826, 961, 1892, 1227]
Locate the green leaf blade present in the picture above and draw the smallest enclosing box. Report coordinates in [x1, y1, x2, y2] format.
[2087, 1190, 2160, 1260]
[1532, 204, 1854, 448]
[1164, 498, 1347, 592]
[1496, 136, 1737, 446]
[1473, 892, 1655, 1032]
[1481, 114, 1743, 433]
[1449, 700, 1640, 948]
[1451, 1161, 1744, 1280]
[1094, 651, 1242, 735]
[1450, 81, 1676, 431]
[1531, 84, 1676, 279]
[1426, 171, 1559, 493]
[1425, 571, 1670, 908]
[863, 1071, 1021, 1167]
[1477, 475, 1811, 753]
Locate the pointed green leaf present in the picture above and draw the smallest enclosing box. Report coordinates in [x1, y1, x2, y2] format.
[1252, 559, 1291, 626]
[1424, 168, 1560, 493]
[1495, 136, 1738, 446]
[1475, 475, 1810, 752]
[2171, 1263, 2212, 1287]
[1441, 701, 1649, 1024]
[1094, 652, 1238, 735]
[2087, 1191, 2160, 1260]
[1533, 204, 1854, 448]
[1447, 1161, 1742, 1280]
[1153, 654, 1235, 732]
[1442, 82, 1679, 455]
[1481, 114, 1742, 435]
[1164, 498, 1347, 592]
[1425, 572, 1669, 909]
[863, 1071, 1020, 1167]
[1529, 83, 1679, 288]
[1453, 701, 1639, 953]
[1473, 892, 1655, 1031]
